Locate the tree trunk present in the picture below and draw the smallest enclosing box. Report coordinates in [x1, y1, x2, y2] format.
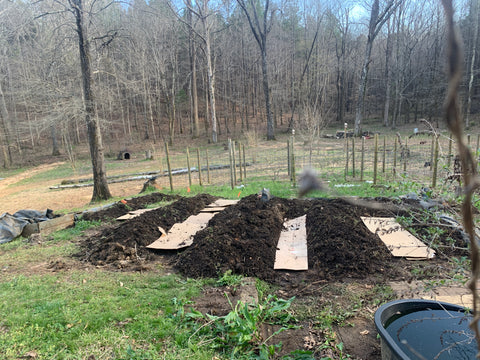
[237, 0, 275, 140]
[261, 47, 274, 140]
[72, 0, 111, 202]
[354, 39, 374, 136]
[383, 18, 393, 127]
[466, 0, 479, 128]
[205, 31, 218, 143]
[354, 0, 401, 136]
[186, 0, 200, 138]
[51, 124, 60, 156]
[0, 80, 12, 168]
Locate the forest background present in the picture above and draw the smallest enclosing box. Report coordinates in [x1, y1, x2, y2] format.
[0, 0, 478, 194]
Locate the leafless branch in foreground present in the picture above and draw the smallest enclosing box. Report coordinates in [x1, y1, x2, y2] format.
[442, 0, 480, 354]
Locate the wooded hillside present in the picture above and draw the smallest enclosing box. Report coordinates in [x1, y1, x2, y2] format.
[0, 0, 478, 167]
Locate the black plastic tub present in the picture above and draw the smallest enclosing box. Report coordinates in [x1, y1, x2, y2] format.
[374, 299, 477, 359]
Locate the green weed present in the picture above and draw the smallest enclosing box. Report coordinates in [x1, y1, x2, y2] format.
[216, 270, 244, 287]
[179, 295, 302, 359]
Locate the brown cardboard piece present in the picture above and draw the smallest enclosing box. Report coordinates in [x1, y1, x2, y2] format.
[147, 212, 216, 250]
[116, 208, 157, 221]
[389, 280, 474, 308]
[361, 217, 435, 259]
[274, 215, 308, 270]
[200, 207, 226, 212]
[207, 199, 239, 207]
[146, 199, 239, 250]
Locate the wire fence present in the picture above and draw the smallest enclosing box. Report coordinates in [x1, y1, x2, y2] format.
[146, 132, 476, 193]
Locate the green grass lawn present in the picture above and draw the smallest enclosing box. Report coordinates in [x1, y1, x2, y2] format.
[0, 270, 213, 359]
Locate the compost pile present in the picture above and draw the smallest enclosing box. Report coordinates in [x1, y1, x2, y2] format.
[76, 192, 468, 283]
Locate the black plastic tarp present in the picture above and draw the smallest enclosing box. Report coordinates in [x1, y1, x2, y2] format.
[0, 209, 54, 244]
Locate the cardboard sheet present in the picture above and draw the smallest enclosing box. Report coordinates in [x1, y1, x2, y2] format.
[361, 217, 435, 259]
[116, 208, 157, 221]
[147, 212, 216, 250]
[274, 215, 308, 270]
[200, 207, 226, 212]
[207, 199, 239, 207]
[146, 199, 239, 250]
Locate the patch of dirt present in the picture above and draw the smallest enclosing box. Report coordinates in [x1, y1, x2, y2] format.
[335, 316, 381, 359]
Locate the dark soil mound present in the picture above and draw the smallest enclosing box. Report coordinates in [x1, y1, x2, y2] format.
[174, 196, 408, 282]
[306, 198, 400, 280]
[81, 192, 181, 222]
[74, 194, 216, 268]
[175, 195, 287, 281]
[75, 192, 468, 282]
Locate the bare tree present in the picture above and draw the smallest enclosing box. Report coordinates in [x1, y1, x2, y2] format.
[237, 0, 276, 140]
[182, 0, 220, 143]
[68, 0, 112, 202]
[354, 0, 403, 136]
[0, 80, 12, 168]
[186, 0, 200, 138]
[465, 0, 479, 128]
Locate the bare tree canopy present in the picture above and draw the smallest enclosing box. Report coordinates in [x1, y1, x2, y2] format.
[0, 0, 478, 168]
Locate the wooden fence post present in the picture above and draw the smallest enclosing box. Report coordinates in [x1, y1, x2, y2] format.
[393, 137, 397, 176]
[447, 134, 453, 169]
[186, 147, 192, 187]
[228, 139, 234, 189]
[238, 142, 243, 182]
[164, 142, 173, 191]
[403, 138, 408, 174]
[197, 148, 202, 186]
[373, 134, 378, 185]
[206, 149, 211, 184]
[242, 144, 247, 179]
[382, 136, 386, 173]
[292, 148, 297, 187]
[290, 135, 295, 184]
[432, 136, 439, 188]
[345, 134, 349, 180]
[361, 136, 365, 181]
[232, 141, 237, 184]
[352, 137, 356, 178]
[287, 139, 291, 178]
[430, 137, 435, 170]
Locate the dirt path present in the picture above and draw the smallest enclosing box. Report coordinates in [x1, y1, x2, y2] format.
[0, 162, 146, 214]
